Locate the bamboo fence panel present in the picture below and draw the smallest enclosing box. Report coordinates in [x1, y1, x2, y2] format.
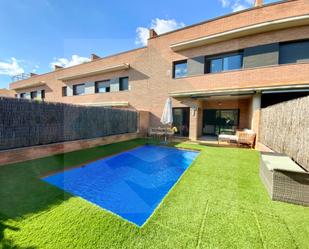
[259, 96, 309, 171]
[0, 97, 138, 150]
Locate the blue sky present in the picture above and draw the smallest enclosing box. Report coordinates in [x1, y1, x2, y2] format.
[0, 0, 279, 88]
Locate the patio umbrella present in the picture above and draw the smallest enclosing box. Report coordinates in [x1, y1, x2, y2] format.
[160, 97, 173, 142]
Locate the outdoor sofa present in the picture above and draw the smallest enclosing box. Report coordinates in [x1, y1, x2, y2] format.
[260, 152, 309, 206]
[218, 129, 256, 148]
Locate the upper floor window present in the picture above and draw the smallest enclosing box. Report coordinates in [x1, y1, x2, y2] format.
[205, 52, 243, 73]
[20, 93, 25, 99]
[173, 60, 187, 78]
[119, 77, 129, 91]
[30, 91, 37, 99]
[279, 40, 309, 65]
[95, 80, 110, 93]
[73, 84, 85, 96]
[62, 86, 67, 97]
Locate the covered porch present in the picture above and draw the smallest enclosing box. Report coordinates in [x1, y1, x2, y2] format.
[170, 89, 262, 145]
[170, 85, 309, 146]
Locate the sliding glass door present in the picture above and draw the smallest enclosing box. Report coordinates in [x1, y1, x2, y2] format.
[172, 108, 190, 137]
[203, 109, 239, 136]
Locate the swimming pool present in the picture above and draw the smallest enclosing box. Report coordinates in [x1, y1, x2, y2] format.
[43, 145, 199, 226]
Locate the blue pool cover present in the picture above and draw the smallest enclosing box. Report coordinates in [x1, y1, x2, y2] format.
[43, 145, 199, 226]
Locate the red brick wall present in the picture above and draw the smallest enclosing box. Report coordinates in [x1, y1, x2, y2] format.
[9, 0, 309, 130]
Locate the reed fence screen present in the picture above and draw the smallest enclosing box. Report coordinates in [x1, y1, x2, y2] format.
[259, 96, 309, 171]
[0, 97, 138, 150]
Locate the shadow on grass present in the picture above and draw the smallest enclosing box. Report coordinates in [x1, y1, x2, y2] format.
[0, 152, 72, 248]
[0, 213, 36, 249]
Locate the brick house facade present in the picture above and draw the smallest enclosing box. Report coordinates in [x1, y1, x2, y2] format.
[9, 0, 309, 141]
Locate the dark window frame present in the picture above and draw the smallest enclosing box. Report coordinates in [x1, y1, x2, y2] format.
[119, 77, 129, 91]
[203, 108, 240, 136]
[203, 108, 240, 126]
[20, 93, 26, 99]
[279, 39, 309, 65]
[279, 38, 309, 47]
[205, 51, 243, 74]
[62, 86, 67, 97]
[95, 80, 111, 93]
[41, 89, 45, 99]
[173, 60, 188, 79]
[73, 83, 85, 96]
[30, 91, 37, 99]
[172, 107, 190, 137]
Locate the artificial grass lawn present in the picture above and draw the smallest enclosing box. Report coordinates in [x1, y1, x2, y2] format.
[0, 139, 308, 249]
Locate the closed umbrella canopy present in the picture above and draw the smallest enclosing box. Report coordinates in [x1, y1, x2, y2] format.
[161, 97, 173, 125]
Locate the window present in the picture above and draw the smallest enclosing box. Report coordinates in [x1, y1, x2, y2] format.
[223, 54, 243, 71]
[203, 109, 240, 136]
[119, 77, 129, 91]
[73, 84, 85, 96]
[173, 60, 187, 78]
[30, 91, 37, 99]
[209, 58, 222, 73]
[41, 90, 45, 99]
[205, 52, 243, 73]
[95, 80, 110, 93]
[62, 86, 67, 97]
[279, 40, 309, 64]
[172, 108, 190, 137]
[20, 93, 25, 98]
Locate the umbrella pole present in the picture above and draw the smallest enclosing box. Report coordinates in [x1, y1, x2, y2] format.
[162, 125, 167, 144]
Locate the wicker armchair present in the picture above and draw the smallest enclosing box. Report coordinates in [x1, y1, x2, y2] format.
[236, 130, 256, 148]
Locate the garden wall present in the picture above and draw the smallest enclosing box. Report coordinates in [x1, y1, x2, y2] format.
[259, 96, 309, 171]
[0, 133, 139, 166]
[0, 97, 138, 150]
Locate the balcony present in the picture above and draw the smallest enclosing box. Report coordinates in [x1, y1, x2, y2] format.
[168, 62, 309, 96]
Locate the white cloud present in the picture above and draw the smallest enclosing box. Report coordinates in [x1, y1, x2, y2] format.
[219, 0, 231, 7]
[0, 57, 25, 77]
[135, 27, 149, 46]
[135, 18, 185, 46]
[50, 54, 90, 69]
[219, 0, 255, 12]
[232, 1, 247, 11]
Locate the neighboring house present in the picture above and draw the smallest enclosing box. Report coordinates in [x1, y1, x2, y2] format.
[0, 89, 15, 97]
[9, 0, 309, 141]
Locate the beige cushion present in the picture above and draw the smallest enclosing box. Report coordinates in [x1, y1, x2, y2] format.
[261, 153, 306, 173]
[218, 134, 238, 142]
[243, 129, 255, 134]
